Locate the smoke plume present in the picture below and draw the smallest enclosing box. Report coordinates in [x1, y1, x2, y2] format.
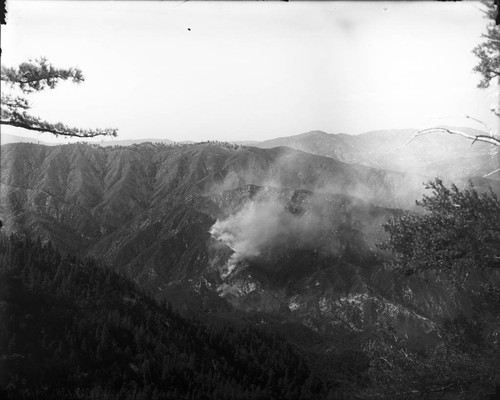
[209, 189, 347, 273]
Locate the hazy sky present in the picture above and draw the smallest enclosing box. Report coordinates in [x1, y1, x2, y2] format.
[2, 1, 498, 143]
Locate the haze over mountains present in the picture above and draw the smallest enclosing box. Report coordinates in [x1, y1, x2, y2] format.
[0, 140, 422, 258]
[0, 133, 176, 147]
[5, 126, 497, 179]
[1, 131, 498, 317]
[258, 128, 499, 180]
[1, 128, 499, 398]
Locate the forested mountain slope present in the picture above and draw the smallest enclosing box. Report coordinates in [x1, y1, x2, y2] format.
[1, 141, 500, 398]
[0, 234, 330, 400]
[0, 142, 423, 286]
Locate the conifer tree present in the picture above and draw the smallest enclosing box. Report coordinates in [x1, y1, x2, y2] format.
[473, 0, 500, 110]
[411, 1, 500, 148]
[1, 57, 117, 138]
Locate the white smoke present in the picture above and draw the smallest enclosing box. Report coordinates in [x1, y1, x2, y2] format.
[209, 189, 340, 273]
[211, 199, 284, 262]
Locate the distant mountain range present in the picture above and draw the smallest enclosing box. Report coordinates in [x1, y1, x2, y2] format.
[1, 133, 54, 146]
[0, 141, 425, 255]
[257, 128, 499, 180]
[5, 126, 497, 179]
[97, 138, 176, 146]
[0, 141, 430, 352]
[2, 140, 497, 327]
[2, 136, 499, 397]
[0, 133, 176, 147]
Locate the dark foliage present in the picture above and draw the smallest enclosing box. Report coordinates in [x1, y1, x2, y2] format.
[0, 234, 328, 400]
[1, 58, 117, 138]
[374, 178, 500, 398]
[1, 58, 84, 94]
[381, 178, 500, 278]
[473, 1, 500, 91]
[473, 0, 500, 118]
[360, 327, 500, 400]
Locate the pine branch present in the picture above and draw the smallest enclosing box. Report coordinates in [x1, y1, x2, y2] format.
[483, 68, 500, 77]
[1, 94, 30, 110]
[481, 34, 500, 44]
[1, 57, 84, 94]
[1, 110, 117, 138]
[1, 58, 117, 138]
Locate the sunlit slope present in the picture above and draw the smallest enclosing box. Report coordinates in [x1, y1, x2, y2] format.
[257, 128, 499, 180]
[0, 141, 424, 250]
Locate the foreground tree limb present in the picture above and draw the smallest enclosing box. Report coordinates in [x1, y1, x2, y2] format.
[406, 127, 500, 147]
[483, 167, 500, 177]
[1, 57, 84, 94]
[1, 113, 117, 138]
[1, 58, 117, 138]
[380, 178, 500, 278]
[473, 0, 500, 117]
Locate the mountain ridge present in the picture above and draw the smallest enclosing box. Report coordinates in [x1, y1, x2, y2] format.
[257, 127, 499, 180]
[5, 124, 497, 182]
[0, 141, 426, 301]
[2, 139, 500, 398]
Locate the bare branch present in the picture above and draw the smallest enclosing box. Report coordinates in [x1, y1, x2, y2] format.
[465, 115, 495, 136]
[406, 127, 500, 147]
[483, 167, 500, 178]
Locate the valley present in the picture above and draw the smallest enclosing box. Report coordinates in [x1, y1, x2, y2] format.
[2, 0, 500, 397]
[1, 133, 499, 399]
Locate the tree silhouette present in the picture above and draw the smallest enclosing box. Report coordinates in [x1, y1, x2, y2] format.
[411, 1, 500, 149]
[381, 178, 500, 278]
[1, 57, 117, 138]
[473, 0, 500, 101]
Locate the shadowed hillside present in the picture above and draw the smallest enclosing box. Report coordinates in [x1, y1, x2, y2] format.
[2, 141, 500, 399]
[0, 141, 425, 267]
[0, 234, 330, 400]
